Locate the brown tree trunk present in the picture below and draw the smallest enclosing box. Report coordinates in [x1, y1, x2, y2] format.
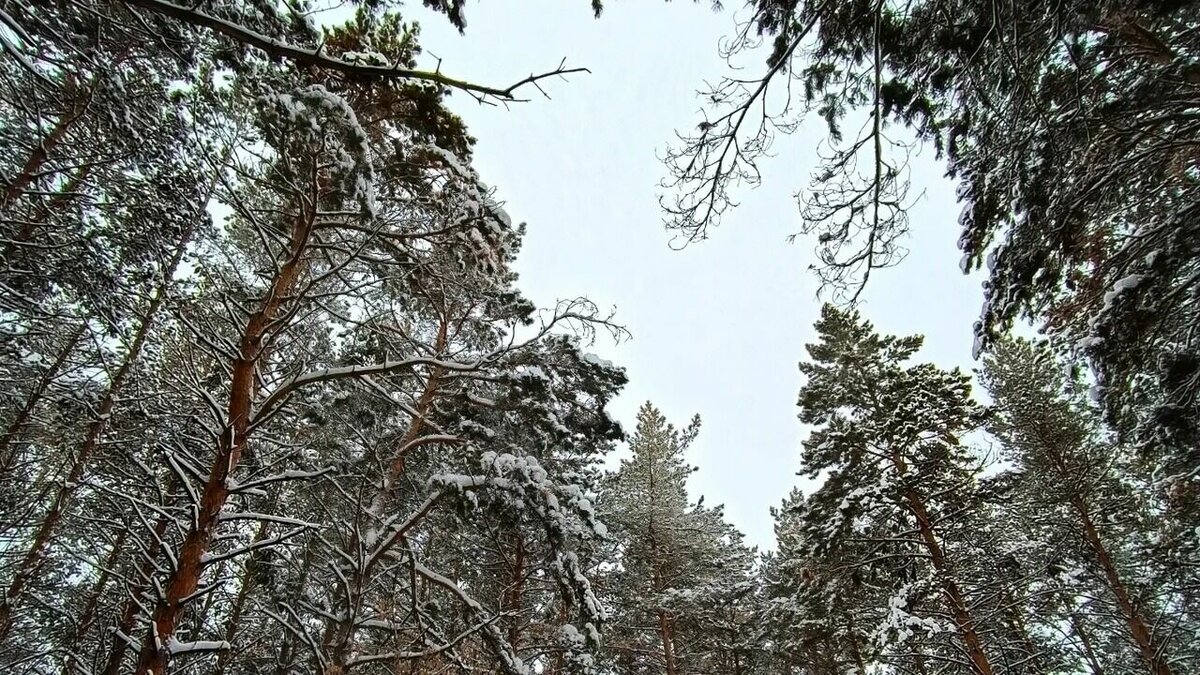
[648, 531, 680, 675]
[903, 489, 993, 675]
[2, 97, 87, 208]
[134, 205, 315, 675]
[1004, 588, 1043, 670]
[0, 224, 193, 640]
[849, 633, 868, 675]
[61, 527, 129, 675]
[100, 510, 172, 675]
[0, 322, 85, 476]
[504, 534, 526, 649]
[890, 448, 993, 675]
[657, 610, 680, 675]
[1, 163, 93, 265]
[1067, 605, 1107, 675]
[211, 504, 275, 675]
[320, 318, 450, 674]
[1073, 497, 1172, 675]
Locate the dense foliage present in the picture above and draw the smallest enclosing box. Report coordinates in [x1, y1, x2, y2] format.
[0, 0, 1196, 674]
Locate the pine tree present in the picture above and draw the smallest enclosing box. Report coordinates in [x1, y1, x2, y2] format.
[981, 338, 1195, 674]
[0, 5, 627, 675]
[665, 0, 1200, 511]
[601, 403, 758, 675]
[790, 305, 995, 674]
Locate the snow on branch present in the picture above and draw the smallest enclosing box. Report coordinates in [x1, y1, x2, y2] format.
[347, 613, 507, 665]
[251, 356, 486, 428]
[166, 638, 230, 655]
[227, 467, 334, 495]
[122, 0, 588, 103]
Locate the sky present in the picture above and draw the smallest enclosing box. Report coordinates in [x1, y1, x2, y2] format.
[404, 0, 984, 549]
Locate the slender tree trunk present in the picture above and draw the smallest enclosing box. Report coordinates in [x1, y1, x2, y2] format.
[101, 510, 172, 675]
[504, 533, 526, 649]
[904, 490, 993, 675]
[1073, 497, 1172, 675]
[0, 322, 85, 476]
[276, 540, 317, 675]
[1067, 605, 1107, 675]
[656, 610, 680, 675]
[891, 449, 994, 675]
[134, 203, 315, 675]
[0, 224, 194, 640]
[648, 535, 680, 675]
[1, 163, 93, 262]
[61, 527, 129, 675]
[211, 501, 275, 675]
[849, 632, 868, 675]
[912, 651, 932, 675]
[320, 318, 450, 674]
[2, 96, 87, 208]
[1004, 588, 1043, 670]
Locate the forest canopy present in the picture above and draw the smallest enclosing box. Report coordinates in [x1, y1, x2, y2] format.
[0, 1, 1196, 674]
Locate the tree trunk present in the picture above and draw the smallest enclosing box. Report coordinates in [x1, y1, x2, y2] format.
[891, 450, 994, 675]
[211, 503, 275, 675]
[0, 322, 85, 476]
[904, 490, 993, 675]
[1, 93, 88, 208]
[1004, 588, 1043, 671]
[61, 527, 129, 675]
[1, 162, 93, 297]
[504, 533, 526, 649]
[320, 318, 450, 673]
[1073, 496, 1172, 675]
[100, 510, 172, 675]
[0, 224, 193, 640]
[849, 633, 868, 675]
[1067, 604, 1107, 675]
[648, 535, 680, 675]
[134, 205, 315, 675]
[657, 609, 680, 675]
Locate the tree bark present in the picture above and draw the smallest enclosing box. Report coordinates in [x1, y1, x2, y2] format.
[1073, 497, 1172, 675]
[1, 93, 88, 208]
[504, 534, 526, 649]
[0, 223, 193, 640]
[903, 489, 994, 675]
[134, 203, 315, 675]
[890, 448, 993, 675]
[1067, 604, 1107, 675]
[100, 510, 172, 675]
[320, 317, 450, 673]
[0, 322, 85, 476]
[2, 163, 92, 255]
[60, 527, 129, 675]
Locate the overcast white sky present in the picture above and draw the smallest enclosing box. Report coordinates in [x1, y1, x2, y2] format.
[407, 1, 983, 549]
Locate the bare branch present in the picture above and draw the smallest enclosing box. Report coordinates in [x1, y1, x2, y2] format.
[121, 0, 589, 102]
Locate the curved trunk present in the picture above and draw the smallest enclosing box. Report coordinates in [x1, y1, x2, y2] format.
[1067, 604, 1107, 675]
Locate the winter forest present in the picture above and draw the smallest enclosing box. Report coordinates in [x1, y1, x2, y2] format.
[0, 0, 1197, 674]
